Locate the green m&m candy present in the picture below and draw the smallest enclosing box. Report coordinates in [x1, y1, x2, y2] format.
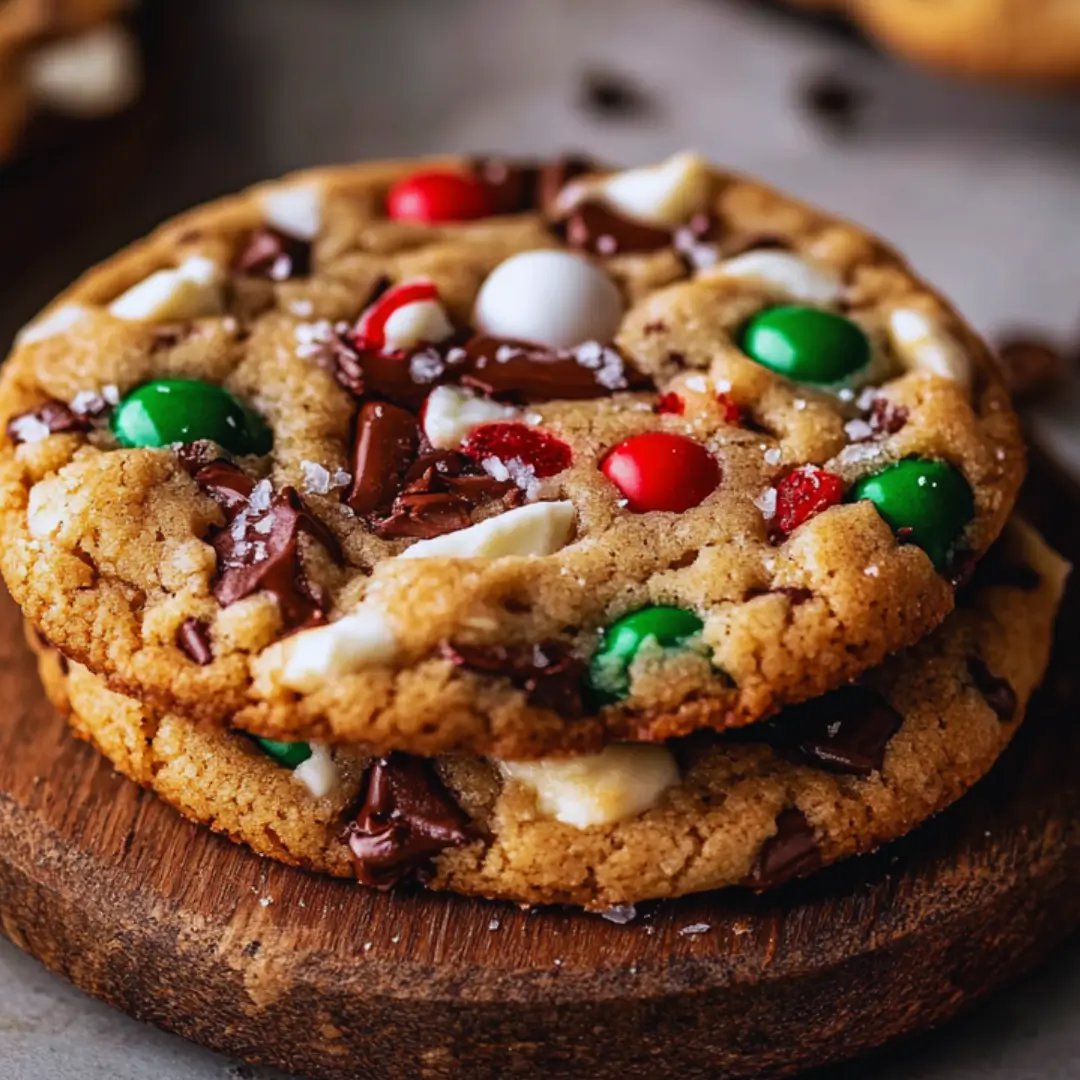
[588, 605, 704, 703]
[253, 737, 312, 769]
[739, 305, 871, 385]
[111, 378, 272, 455]
[849, 458, 974, 570]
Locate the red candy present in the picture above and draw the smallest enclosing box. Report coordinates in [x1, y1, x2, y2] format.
[774, 465, 844, 536]
[463, 423, 572, 479]
[716, 392, 742, 426]
[353, 280, 439, 352]
[654, 392, 685, 416]
[387, 170, 496, 223]
[601, 432, 720, 513]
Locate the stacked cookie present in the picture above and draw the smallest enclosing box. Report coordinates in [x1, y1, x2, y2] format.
[0, 153, 1065, 910]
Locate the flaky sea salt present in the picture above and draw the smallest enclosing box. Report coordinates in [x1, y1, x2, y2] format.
[763, 447, 782, 466]
[600, 904, 637, 925]
[293, 319, 334, 359]
[8, 415, 50, 443]
[844, 418, 874, 442]
[753, 487, 778, 520]
[289, 298, 314, 317]
[684, 375, 709, 393]
[679, 922, 711, 936]
[249, 479, 273, 512]
[409, 348, 445, 384]
[673, 226, 719, 270]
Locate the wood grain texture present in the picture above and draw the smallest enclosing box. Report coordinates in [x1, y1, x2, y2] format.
[0, 462, 1077, 1080]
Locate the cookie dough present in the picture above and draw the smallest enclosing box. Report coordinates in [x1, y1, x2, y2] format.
[32, 520, 1066, 910]
[1, 152, 1024, 758]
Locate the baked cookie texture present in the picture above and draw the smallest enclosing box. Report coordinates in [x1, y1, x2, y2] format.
[0, 0, 141, 159]
[32, 520, 1068, 910]
[0, 153, 1024, 759]
[785, 0, 1080, 86]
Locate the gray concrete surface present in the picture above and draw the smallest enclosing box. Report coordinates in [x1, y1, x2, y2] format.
[2, 0, 1080, 1076]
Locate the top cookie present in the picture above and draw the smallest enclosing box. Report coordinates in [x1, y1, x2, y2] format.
[0, 152, 1023, 758]
[785, 0, 1080, 87]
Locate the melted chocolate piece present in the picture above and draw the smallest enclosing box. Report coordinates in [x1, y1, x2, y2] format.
[774, 684, 903, 776]
[7, 400, 91, 444]
[213, 485, 341, 631]
[460, 335, 649, 403]
[562, 200, 671, 256]
[743, 808, 821, 889]
[328, 334, 448, 410]
[191, 459, 257, 520]
[967, 657, 1017, 722]
[473, 154, 597, 217]
[440, 640, 587, 719]
[867, 397, 909, 436]
[373, 492, 473, 540]
[177, 618, 213, 666]
[345, 401, 419, 516]
[233, 226, 311, 280]
[344, 754, 470, 888]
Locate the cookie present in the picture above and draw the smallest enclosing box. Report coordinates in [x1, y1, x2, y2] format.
[785, 0, 1080, 86]
[0, 1, 140, 159]
[32, 519, 1067, 910]
[1, 152, 1023, 758]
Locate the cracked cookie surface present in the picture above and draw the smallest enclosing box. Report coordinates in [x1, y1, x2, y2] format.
[33, 520, 1067, 910]
[1, 152, 1023, 757]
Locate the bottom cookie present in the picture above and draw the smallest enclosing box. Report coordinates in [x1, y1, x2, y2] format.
[31, 520, 1067, 911]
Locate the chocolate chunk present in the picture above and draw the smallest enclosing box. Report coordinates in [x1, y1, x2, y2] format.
[373, 492, 473, 540]
[177, 618, 213, 665]
[867, 396, 909, 436]
[967, 657, 1017, 722]
[7, 400, 91, 444]
[579, 69, 652, 120]
[233, 226, 311, 280]
[800, 72, 865, 137]
[774, 684, 903, 776]
[327, 334, 448, 410]
[345, 401, 419, 516]
[996, 336, 1068, 399]
[562, 201, 671, 257]
[441, 640, 587, 719]
[744, 808, 821, 889]
[191, 459, 256, 520]
[473, 154, 597, 217]
[213, 485, 342, 631]
[175, 439, 227, 475]
[344, 754, 470, 889]
[460, 335, 650, 403]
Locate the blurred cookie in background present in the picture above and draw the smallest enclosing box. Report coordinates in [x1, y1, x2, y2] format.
[779, 0, 1080, 87]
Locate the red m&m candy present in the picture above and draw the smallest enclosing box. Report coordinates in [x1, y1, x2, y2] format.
[601, 432, 720, 513]
[387, 170, 496, 223]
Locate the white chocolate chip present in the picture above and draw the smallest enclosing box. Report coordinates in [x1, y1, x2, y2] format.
[27, 476, 73, 539]
[381, 298, 454, 352]
[27, 24, 141, 118]
[711, 251, 844, 306]
[561, 152, 710, 227]
[265, 608, 400, 694]
[400, 501, 575, 560]
[293, 744, 339, 799]
[887, 309, 971, 388]
[263, 182, 324, 241]
[108, 255, 222, 322]
[16, 304, 92, 346]
[500, 744, 680, 828]
[473, 250, 624, 350]
[421, 386, 518, 450]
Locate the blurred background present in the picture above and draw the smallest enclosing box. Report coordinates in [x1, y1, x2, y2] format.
[3, 0, 1080, 1076]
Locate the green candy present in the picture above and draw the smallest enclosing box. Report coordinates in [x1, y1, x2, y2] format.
[111, 378, 272, 455]
[253, 737, 312, 769]
[588, 605, 704, 703]
[849, 458, 974, 570]
[739, 305, 871, 385]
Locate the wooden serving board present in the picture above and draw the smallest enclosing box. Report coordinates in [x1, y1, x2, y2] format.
[0, 462, 1078, 1080]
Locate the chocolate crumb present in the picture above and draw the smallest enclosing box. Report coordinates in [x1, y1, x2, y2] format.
[967, 656, 1017, 722]
[177, 618, 213, 666]
[744, 808, 821, 889]
[233, 226, 311, 281]
[800, 72, 865, 136]
[579, 69, 653, 120]
[345, 754, 470, 888]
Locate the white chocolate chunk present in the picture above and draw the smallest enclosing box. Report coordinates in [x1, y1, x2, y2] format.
[382, 298, 454, 352]
[27, 476, 73, 539]
[421, 386, 518, 450]
[401, 501, 575, 560]
[473, 250, 624, 350]
[263, 182, 324, 241]
[500, 745, 680, 828]
[16, 304, 92, 346]
[888, 309, 972, 388]
[293, 744, 339, 799]
[108, 255, 222, 322]
[267, 608, 399, 694]
[27, 24, 141, 118]
[559, 152, 710, 227]
[712, 251, 844, 306]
